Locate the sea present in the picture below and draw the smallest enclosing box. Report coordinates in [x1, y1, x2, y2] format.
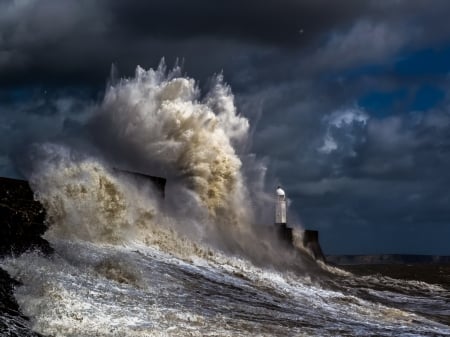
[1, 238, 449, 337]
[1, 62, 449, 336]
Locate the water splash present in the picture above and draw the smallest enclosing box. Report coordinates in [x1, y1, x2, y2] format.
[26, 62, 270, 257]
[29, 143, 159, 244]
[91, 62, 253, 229]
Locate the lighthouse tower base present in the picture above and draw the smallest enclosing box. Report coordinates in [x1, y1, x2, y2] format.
[275, 223, 326, 262]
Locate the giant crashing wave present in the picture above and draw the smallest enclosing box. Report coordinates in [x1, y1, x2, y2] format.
[20, 61, 299, 268]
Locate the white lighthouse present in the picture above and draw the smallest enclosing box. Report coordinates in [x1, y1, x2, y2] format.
[275, 186, 287, 224]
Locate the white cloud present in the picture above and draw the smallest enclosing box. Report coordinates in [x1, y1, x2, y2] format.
[319, 134, 338, 154]
[319, 107, 368, 154]
[329, 107, 369, 127]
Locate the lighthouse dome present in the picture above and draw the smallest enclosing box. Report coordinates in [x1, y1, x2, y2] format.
[276, 186, 285, 197]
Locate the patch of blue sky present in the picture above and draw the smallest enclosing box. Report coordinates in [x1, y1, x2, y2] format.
[349, 45, 450, 115]
[394, 45, 450, 77]
[410, 84, 445, 111]
[358, 85, 445, 116]
[358, 89, 408, 117]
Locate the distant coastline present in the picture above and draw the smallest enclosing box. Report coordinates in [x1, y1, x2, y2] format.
[326, 254, 450, 265]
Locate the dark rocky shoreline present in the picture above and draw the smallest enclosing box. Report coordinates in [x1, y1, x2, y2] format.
[327, 254, 450, 265]
[0, 177, 51, 257]
[0, 177, 49, 337]
[341, 263, 450, 289]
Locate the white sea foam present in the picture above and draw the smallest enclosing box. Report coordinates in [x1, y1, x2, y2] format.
[2, 242, 449, 337]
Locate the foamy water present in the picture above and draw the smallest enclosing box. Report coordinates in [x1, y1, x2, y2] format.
[2, 240, 449, 337]
[1, 63, 449, 336]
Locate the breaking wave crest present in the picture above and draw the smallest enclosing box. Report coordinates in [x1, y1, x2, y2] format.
[92, 62, 253, 226]
[26, 62, 274, 262]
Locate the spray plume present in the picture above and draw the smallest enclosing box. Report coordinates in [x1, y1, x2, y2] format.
[93, 62, 253, 225]
[26, 61, 280, 257]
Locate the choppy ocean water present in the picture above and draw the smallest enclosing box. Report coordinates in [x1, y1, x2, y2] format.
[1, 239, 449, 337]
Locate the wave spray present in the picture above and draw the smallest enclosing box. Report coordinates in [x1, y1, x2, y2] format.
[28, 61, 273, 258]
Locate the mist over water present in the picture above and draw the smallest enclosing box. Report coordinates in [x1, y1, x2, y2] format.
[1, 62, 449, 336]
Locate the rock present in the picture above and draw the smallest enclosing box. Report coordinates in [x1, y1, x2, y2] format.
[0, 177, 51, 257]
[0, 177, 49, 337]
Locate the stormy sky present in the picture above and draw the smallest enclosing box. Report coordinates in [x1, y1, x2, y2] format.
[2, 0, 450, 255]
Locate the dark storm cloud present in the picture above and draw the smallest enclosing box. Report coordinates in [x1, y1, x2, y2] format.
[2, 0, 450, 254]
[107, 0, 367, 45]
[2, 0, 450, 86]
